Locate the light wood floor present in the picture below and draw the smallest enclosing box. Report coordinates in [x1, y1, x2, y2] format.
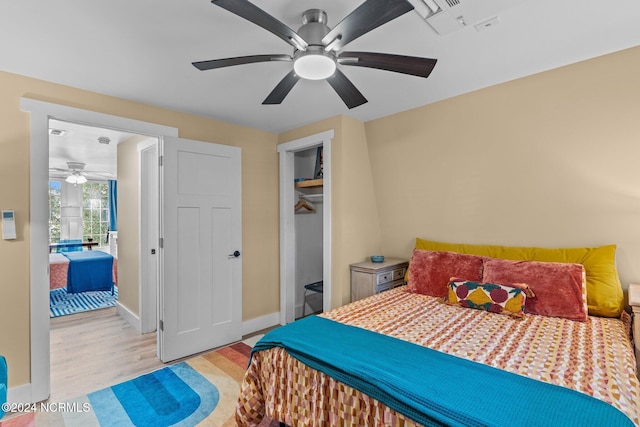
[49, 307, 165, 402]
[0, 307, 267, 422]
[48, 307, 267, 403]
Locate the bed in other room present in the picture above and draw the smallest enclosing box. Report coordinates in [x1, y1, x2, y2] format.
[236, 239, 640, 426]
[49, 251, 118, 290]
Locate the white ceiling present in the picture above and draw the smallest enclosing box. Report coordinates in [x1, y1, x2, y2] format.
[48, 120, 136, 180]
[3, 0, 640, 171]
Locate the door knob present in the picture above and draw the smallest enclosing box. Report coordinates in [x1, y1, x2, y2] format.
[228, 250, 241, 258]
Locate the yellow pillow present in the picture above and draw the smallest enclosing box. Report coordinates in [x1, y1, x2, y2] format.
[413, 238, 623, 317]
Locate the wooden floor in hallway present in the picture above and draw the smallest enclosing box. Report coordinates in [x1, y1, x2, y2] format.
[48, 306, 267, 403]
[49, 307, 163, 402]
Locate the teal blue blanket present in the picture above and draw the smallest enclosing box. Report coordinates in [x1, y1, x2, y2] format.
[252, 316, 633, 427]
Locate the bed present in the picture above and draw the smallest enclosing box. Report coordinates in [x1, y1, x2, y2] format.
[49, 251, 118, 291]
[236, 240, 640, 426]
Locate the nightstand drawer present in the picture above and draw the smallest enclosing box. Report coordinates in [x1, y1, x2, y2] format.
[392, 267, 406, 281]
[377, 272, 393, 285]
[376, 282, 392, 293]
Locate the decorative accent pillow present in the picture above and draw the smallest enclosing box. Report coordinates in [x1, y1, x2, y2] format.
[414, 238, 623, 317]
[445, 278, 534, 318]
[482, 258, 588, 322]
[406, 249, 484, 298]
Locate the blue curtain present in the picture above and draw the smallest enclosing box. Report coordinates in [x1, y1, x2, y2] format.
[108, 180, 118, 232]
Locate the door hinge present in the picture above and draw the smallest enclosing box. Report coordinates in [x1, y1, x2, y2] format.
[159, 237, 164, 248]
[159, 320, 164, 331]
[159, 155, 163, 166]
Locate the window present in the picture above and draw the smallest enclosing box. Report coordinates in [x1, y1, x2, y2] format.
[82, 182, 109, 243]
[48, 181, 61, 244]
[48, 180, 110, 244]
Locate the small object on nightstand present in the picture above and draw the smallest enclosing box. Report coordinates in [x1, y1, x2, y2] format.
[370, 255, 384, 263]
[351, 258, 408, 302]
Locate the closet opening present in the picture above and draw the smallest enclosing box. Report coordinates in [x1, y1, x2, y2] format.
[294, 146, 323, 318]
[277, 130, 333, 325]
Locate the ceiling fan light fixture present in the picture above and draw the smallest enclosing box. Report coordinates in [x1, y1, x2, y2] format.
[293, 50, 336, 80]
[66, 173, 87, 185]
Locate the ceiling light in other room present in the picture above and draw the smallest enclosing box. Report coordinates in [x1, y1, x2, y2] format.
[66, 173, 87, 185]
[98, 136, 111, 144]
[294, 48, 336, 80]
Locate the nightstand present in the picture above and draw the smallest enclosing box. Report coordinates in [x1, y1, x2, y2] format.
[350, 259, 409, 302]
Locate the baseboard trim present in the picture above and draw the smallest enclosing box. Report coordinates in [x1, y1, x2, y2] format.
[242, 312, 280, 337]
[7, 383, 32, 404]
[116, 301, 141, 333]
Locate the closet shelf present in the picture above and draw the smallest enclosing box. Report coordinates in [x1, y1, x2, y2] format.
[295, 179, 323, 188]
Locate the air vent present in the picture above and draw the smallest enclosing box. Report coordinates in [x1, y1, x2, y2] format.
[415, 0, 528, 35]
[425, 0, 466, 35]
[408, 0, 440, 18]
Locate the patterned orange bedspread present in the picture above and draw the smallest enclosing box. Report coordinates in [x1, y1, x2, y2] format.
[237, 287, 640, 426]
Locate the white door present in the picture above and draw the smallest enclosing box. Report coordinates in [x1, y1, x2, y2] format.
[159, 136, 242, 362]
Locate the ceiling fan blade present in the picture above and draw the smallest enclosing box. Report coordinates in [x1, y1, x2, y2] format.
[338, 52, 437, 78]
[263, 71, 301, 105]
[193, 54, 291, 71]
[212, 0, 308, 51]
[322, 0, 414, 51]
[85, 171, 114, 177]
[326, 69, 368, 109]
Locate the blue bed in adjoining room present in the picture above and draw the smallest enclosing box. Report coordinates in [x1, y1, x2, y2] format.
[63, 250, 115, 294]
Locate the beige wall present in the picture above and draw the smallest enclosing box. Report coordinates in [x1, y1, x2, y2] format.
[365, 45, 640, 290]
[0, 70, 279, 388]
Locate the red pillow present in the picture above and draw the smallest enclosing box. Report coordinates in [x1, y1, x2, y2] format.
[482, 258, 587, 321]
[407, 249, 484, 297]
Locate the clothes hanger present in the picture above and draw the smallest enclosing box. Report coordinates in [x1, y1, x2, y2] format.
[294, 199, 315, 213]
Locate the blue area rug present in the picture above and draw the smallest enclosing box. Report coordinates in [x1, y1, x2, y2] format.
[50, 286, 118, 318]
[88, 363, 219, 427]
[4, 343, 251, 426]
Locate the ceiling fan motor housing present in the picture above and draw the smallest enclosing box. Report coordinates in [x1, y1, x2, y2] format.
[293, 9, 337, 80]
[298, 9, 331, 48]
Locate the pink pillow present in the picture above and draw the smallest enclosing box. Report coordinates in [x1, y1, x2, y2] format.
[482, 258, 587, 321]
[407, 249, 484, 297]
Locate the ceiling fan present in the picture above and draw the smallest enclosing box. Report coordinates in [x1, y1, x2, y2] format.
[192, 0, 437, 109]
[49, 162, 113, 184]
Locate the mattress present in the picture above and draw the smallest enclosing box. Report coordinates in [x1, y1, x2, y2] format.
[237, 287, 640, 426]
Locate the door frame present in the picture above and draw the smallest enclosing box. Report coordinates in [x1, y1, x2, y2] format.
[21, 98, 177, 403]
[277, 130, 333, 324]
[139, 139, 159, 334]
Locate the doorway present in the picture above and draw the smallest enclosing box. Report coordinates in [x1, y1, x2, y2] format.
[277, 130, 333, 324]
[47, 119, 143, 318]
[22, 98, 178, 403]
